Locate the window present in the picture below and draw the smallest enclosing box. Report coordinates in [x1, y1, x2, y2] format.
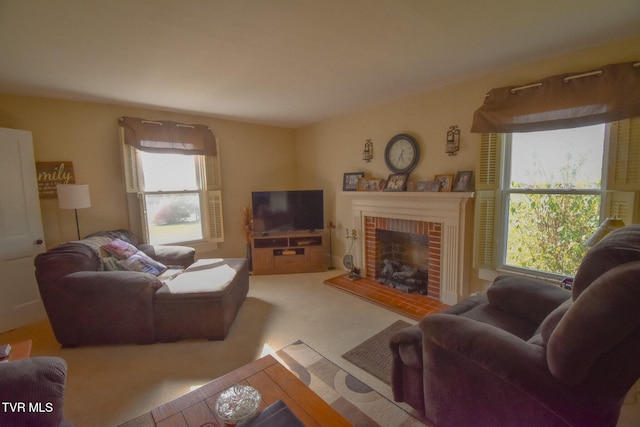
[139, 152, 205, 244]
[119, 117, 224, 247]
[503, 125, 605, 276]
[475, 117, 640, 280]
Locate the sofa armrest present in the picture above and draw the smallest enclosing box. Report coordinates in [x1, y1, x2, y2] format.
[52, 270, 163, 293]
[138, 244, 195, 268]
[488, 275, 571, 324]
[39, 271, 160, 346]
[389, 324, 425, 412]
[422, 313, 550, 381]
[0, 357, 68, 427]
[389, 324, 422, 369]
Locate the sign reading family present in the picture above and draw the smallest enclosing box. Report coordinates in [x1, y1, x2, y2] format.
[36, 162, 75, 199]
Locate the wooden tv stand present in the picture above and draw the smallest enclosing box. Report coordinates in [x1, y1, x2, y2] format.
[251, 231, 327, 275]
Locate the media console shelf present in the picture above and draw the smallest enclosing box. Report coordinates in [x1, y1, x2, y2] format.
[251, 231, 327, 275]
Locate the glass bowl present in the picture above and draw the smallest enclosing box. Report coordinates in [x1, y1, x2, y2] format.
[215, 384, 261, 424]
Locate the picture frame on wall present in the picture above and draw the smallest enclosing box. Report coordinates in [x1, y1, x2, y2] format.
[434, 174, 454, 192]
[384, 173, 409, 191]
[343, 172, 365, 191]
[453, 171, 474, 192]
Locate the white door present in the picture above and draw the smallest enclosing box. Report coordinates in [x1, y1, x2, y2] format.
[0, 128, 46, 332]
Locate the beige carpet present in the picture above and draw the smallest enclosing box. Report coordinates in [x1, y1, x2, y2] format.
[342, 320, 412, 385]
[2, 270, 639, 426]
[0, 271, 422, 426]
[276, 340, 424, 427]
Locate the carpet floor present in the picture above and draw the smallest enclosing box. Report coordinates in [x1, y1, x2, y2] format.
[2, 270, 638, 426]
[276, 340, 425, 427]
[0, 271, 423, 426]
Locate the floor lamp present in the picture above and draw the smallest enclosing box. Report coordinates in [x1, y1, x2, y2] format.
[585, 217, 625, 247]
[57, 184, 91, 240]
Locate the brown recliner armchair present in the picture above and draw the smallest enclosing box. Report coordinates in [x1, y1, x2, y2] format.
[390, 224, 640, 427]
[0, 356, 71, 426]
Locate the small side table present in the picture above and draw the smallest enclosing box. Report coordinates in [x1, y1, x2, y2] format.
[6, 339, 32, 361]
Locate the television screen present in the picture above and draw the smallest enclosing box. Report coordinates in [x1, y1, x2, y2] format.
[252, 190, 324, 234]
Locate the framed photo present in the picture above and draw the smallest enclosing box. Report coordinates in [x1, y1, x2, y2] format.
[416, 180, 429, 192]
[384, 173, 409, 192]
[358, 177, 383, 191]
[343, 172, 365, 191]
[428, 181, 441, 192]
[453, 171, 474, 192]
[434, 174, 454, 192]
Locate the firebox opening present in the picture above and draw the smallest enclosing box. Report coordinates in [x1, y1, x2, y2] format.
[375, 229, 428, 294]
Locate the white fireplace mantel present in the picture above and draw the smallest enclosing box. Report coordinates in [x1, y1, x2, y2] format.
[344, 191, 474, 305]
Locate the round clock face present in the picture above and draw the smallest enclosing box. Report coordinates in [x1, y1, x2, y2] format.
[385, 134, 420, 173]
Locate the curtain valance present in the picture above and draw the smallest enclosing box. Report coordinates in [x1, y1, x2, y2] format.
[119, 116, 216, 156]
[471, 61, 640, 133]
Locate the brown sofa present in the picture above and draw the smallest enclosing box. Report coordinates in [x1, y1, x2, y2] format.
[34, 230, 249, 347]
[390, 224, 640, 427]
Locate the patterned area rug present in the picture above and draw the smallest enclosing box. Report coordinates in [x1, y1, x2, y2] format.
[275, 341, 425, 427]
[342, 320, 412, 385]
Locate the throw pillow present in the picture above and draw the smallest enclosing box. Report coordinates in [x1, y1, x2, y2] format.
[103, 256, 124, 271]
[118, 251, 168, 276]
[101, 238, 138, 259]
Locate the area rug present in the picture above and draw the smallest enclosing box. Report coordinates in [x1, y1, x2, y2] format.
[342, 320, 413, 385]
[275, 341, 425, 427]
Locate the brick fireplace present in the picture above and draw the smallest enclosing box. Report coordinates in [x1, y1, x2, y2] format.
[347, 191, 474, 305]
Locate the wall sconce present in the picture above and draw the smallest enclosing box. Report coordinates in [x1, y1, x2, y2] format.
[446, 125, 460, 156]
[363, 139, 373, 162]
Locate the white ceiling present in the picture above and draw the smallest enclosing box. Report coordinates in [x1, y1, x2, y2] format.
[1, 0, 639, 128]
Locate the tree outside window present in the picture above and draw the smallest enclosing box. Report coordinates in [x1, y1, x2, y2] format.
[139, 152, 205, 245]
[504, 124, 605, 276]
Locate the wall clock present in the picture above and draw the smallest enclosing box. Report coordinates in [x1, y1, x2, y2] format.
[384, 134, 420, 174]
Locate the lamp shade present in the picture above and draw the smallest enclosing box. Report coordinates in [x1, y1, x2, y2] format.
[585, 217, 625, 247]
[56, 184, 91, 209]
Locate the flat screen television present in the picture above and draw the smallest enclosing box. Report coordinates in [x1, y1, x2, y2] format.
[252, 190, 324, 234]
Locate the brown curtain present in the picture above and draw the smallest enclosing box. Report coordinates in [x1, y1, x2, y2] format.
[119, 116, 216, 156]
[471, 61, 640, 133]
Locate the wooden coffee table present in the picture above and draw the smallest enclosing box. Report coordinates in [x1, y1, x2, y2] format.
[123, 354, 351, 427]
[2, 339, 32, 361]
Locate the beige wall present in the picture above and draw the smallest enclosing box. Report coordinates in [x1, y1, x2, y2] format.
[295, 36, 640, 292]
[0, 36, 638, 288]
[0, 95, 296, 257]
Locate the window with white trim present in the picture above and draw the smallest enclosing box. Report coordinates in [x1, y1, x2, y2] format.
[503, 124, 605, 276]
[475, 118, 640, 279]
[118, 117, 224, 246]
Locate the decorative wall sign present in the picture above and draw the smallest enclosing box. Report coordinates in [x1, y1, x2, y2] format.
[36, 161, 75, 198]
